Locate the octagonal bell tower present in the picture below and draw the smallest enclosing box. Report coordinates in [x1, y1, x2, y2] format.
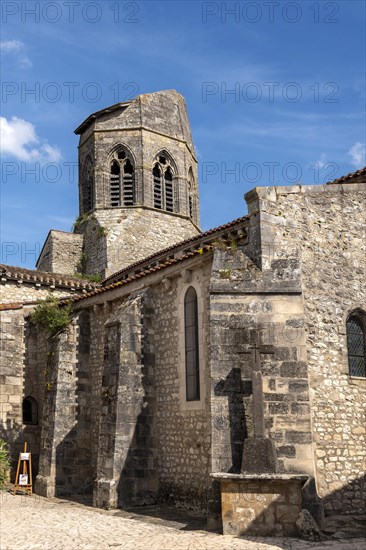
[74, 90, 200, 278]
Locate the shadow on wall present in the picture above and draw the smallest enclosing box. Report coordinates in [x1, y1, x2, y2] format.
[55, 310, 94, 500]
[214, 368, 252, 473]
[0, 319, 42, 481]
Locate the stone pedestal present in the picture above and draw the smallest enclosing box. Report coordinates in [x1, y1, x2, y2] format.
[211, 473, 309, 537]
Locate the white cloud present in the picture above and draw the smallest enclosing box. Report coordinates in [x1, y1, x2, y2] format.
[312, 152, 327, 169]
[0, 40, 23, 52]
[0, 40, 32, 68]
[0, 116, 62, 163]
[348, 142, 366, 168]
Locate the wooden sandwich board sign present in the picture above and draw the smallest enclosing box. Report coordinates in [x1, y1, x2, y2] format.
[14, 442, 32, 495]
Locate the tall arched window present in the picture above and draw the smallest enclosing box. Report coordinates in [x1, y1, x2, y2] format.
[22, 396, 38, 425]
[152, 154, 176, 211]
[347, 311, 366, 377]
[165, 167, 173, 212]
[109, 148, 135, 207]
[184, 286, 200, 401]
[153, 164, 162, 209]
[83, 156, 94, 212]
[188, 168, 195, 219]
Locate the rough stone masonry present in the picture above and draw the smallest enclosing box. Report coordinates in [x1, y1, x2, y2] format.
[1, 90, 365, 537]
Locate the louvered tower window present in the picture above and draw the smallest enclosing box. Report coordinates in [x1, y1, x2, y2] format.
[109, 150, 135, 207]
[83, 157, 94, 212]
[165, 167, 173, 212]
[110, 160, 121, 206]
[347, 313, 366, 377]
[152, 153, 176, 212]
[184, 286, 200, 401]
[153, 164, 162, 209]
[123, 159, 134, 206]
[188, 168, 194, 219]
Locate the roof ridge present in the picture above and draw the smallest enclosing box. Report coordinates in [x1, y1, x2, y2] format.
[0, 264, 100, 289]
[102, 214, 249, 284]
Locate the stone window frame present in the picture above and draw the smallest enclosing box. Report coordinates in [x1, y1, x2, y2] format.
[152, 150, 178, 213]
[177, 277, 206, 411]
[339, 304, 366, 384]
[108, 144, 136, 208]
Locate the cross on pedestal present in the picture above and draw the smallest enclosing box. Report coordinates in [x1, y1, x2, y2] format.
[240, 334, 278, 474]
[237, 337, 275, 439]
[250, 341, 275, 438]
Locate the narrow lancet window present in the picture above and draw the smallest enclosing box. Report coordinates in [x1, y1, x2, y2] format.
[123, 159, 134, 206]
[347, 313, 366, 377]
[110, 160, 121, 207]
[184, 286, 200, 401]
[153, 164, 162, 209]
[152, 153, 176, 211]
[109, 149, 135, 207]
[165, 167, 173, 212]
[188, 168, 194, 219]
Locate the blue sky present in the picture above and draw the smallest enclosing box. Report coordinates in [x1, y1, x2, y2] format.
[1, 0, 365, 269]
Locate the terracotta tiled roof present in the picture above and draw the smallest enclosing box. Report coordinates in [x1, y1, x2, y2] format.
[69, 215, 250, 304]
[70, 245, 214, 303]
[326, 166, 366, 185]
[0, 264, 99, 291]
[103, 215, 250, 285]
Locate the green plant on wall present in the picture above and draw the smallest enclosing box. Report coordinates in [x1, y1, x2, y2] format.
[0, 439, 10, 489]
[74, 273, 102, 283]
[30, 295, 73, 335]
[229, 237, 238, 254]
[77, 252, 88, 275]
[72, 213, 90, 232]
[96, 225, 108, 238]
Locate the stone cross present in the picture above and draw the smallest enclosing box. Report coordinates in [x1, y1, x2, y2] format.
[250, 341, 274, 438]
[237, 337, 275, 438]
[240, 334, 278, 474]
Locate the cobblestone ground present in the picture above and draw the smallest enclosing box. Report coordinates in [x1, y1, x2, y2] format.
[1, 492, 365, 550]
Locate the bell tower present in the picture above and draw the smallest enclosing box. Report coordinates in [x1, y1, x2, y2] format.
[74, 90, 200, 278]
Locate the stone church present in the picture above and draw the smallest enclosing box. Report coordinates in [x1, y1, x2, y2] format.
[1, 90, 365, 535]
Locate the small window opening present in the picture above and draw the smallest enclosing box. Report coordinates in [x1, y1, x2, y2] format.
[22, 396, 38, 425]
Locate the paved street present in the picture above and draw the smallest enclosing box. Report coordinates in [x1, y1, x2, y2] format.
[1, 492, 365, 550]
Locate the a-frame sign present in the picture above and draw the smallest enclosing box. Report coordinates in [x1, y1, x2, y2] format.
[14, 442, 32, 495]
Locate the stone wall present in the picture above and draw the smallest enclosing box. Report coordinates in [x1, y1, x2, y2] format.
[208, 242, 318, 526]
[35, 312, 93, 497]
[0, 282, 75, 304]
[0, 307, 47, 479]
[36, 231, 83, 275]
[245, 182, 366, 514]
[73, 90, 201, 278]
[151, 263, 212, 511]
[78, 207, 199, 278]
[94, 290, 158, 508]
[77, 91, 200, 226]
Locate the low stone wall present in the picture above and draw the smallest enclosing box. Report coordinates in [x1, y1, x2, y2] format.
[212, 473, 308, 537]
